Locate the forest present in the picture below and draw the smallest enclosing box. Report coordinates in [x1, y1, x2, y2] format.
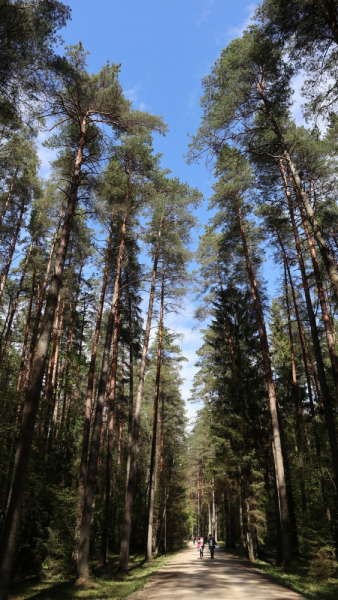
[1, 1, 338, 599]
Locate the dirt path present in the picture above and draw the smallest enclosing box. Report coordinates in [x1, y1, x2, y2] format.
[131, 543, 305, 599]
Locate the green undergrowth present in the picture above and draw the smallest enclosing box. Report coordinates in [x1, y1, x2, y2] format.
[223, 545, 338, 600]
[8, 547, 186, 600]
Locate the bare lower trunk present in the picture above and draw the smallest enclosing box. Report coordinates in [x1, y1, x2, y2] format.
[237, 199, 292, 568]
[284, 264, 307, 521]
[0, 114, 88, 600]
[119, 216, 163, 572]
[100, 276, 121, 565]
[125, 271, 134, 485]
[73, 211, 114, 561]
[22, 200, 65, 394]
[146, 261, 165, 560]
[77, 212, 127, 580]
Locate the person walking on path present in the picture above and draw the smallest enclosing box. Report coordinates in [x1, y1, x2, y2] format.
[208, 533, 216, 558]
[197, 536, 204, 558]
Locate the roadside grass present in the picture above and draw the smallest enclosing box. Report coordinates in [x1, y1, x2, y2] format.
[221, 544, 338, 600]
[8, 547, 186, 600]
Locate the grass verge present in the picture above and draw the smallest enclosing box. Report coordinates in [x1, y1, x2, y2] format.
[222, 545, 337, 600]
[8, 547, 186, 600]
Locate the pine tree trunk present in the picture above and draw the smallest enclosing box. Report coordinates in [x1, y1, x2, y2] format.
[117, 357, 125, 466]
[254, 74, 338, 302]
[0, 199, 25, 302]
[73, 211, 114, 560]
[146, 261, 165, 560]
[284, 264, 307, 521]
[100, 274, 121, 565]
[0, 167, 19, 227]
[0, 114, 88, 600]
[125, 271, 134, 485]
[39, 287, 62, 453]
[236, 199, 292, 568]
[279, 161, 338, 502]
[22, 199, 65, 393]
[119, 216, 163, 572]
[77, 211, 128, 580]
[297, 195, 338, 397]
[14, 265, 36, 410]
[0, 234, 35, 371]
[217, 258, 237, 380]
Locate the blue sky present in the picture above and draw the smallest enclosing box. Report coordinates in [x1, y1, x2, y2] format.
[39, 0, 305, 423]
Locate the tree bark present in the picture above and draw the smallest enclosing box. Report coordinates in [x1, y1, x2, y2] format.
[0, 167, 19, 227]
[100, 273, 121, 565]
[0, 234, 35, 371]
[296, 194, 338, 398]
[77, 211, 128, 580]
[119, 215, 163, 572]
[125, 271, 134, 485]
[237, 198, 292, 568]
[0, 113, 88, 600]
[0, 199, 25, 303]
[14, 264, 36, 411]
[146, 260, 165, 560]
[283, 263, 307, 521]
[279, 161, 338, 502]
[22, 199, 65, 393]
[73, 210, 114, 559]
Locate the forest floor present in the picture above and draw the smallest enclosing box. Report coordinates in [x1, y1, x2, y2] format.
[8, 543, 338, 599]
[226, 546, 338, 600]
[8, 548, 185, 600]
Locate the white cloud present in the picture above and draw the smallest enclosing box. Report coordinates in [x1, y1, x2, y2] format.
[125, 85, 141, 103]
[216, 3, 257, 46]
[290, 72, 307, 127]
[196, 0, 214, 27]
[37, 129, 56, 179]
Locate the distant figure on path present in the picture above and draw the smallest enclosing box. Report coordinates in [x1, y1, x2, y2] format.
[197, 536, 204, 558]
[208, 533, 216, 558]
[192, 535, 195, 544]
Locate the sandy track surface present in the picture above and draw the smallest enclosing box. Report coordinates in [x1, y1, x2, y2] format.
[131, 543, 304, 599]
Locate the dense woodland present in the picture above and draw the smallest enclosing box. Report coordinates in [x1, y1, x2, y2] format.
[1, 0, 338, 598]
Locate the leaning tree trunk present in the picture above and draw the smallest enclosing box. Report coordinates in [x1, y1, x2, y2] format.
[73, 210, 114, 560]
[286, 149, 338, 301]
[119, 215, 164, 572]
[77, 211, 128, 581]
[279, 161, 338, 503]
[0, 113, 88, 600]
[296, 193, 338, 398]
[255, 74, 338, 303]
[236, 198, 292, 568]
[146, 260, 165, 560]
